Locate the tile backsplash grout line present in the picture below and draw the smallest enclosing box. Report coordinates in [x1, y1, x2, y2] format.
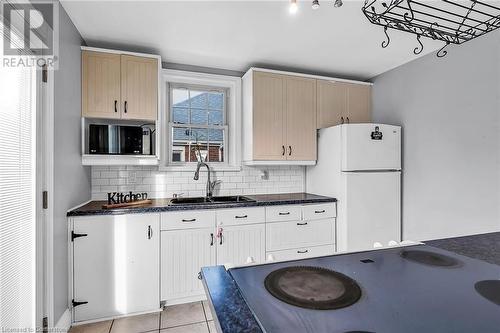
[91, 165, 305, 200]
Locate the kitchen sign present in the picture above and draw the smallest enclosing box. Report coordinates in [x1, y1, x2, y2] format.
[107, 191, 148, 205]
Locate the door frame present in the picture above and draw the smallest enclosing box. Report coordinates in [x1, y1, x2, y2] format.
[36, 65, 55, 328]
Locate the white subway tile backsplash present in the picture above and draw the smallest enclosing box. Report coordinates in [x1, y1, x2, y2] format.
[90, 165, 305, 200]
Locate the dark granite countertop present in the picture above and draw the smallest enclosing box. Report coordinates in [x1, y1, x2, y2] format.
[202, 232, 500, 333]
[67, 192, 336, 217]
[426, 231, 500, 266]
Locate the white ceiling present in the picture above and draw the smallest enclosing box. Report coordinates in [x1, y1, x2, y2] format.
[61, 0, 448, 80]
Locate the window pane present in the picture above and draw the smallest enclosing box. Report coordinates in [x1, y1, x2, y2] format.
[208, 92, 223, 110]
[191, 108, 208, 125]
[172, 88, 189, 107]
[172, 107, 189, 124]
[208, 110, 223, 125]
[208, 129, 224, 162]
[189, 90, 207, 109]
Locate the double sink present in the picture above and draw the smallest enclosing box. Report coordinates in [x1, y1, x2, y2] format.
[170, 195, 255, 205]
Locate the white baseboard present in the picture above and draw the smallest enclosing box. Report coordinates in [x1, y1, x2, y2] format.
[55, 308, 71, 333]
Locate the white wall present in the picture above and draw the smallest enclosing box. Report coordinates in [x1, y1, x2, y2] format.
[91, 165, 304, 200]
[53, 4, 90, 323]
[372, 31, 500, 241]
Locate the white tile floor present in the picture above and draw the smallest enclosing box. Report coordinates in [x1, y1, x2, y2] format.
[69, 302, 216, 333]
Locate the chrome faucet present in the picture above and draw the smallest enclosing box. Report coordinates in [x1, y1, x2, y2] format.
[193, 148, 220, 199]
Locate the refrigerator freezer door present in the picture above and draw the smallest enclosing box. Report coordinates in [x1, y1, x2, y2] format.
[338, 171, 401, 252]
[342, 124, 401, 171]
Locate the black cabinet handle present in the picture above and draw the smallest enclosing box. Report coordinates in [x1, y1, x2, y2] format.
[235, 215, 248, 219]
[279, 212, 290, 216]
[297, 250, 309, 254]
[114, 100, 117, 113]
[198, 272, 202, 280]
[182, 218, 196, 222]
[282, 145, 285, 156]
[210, 233, 214, 246]
[147, 225, 153, 239]
[315, 210, 326, 214]
[297, 222, 308, 226]
[288, 145, 292, 156]
[71, 231, 88, 241]
[124, 101, 128, 113]
[341, 116, 344, 124]
[72, 299, 88, 307]
[219, 232, 223, 245]
[346, 117, 350, 123]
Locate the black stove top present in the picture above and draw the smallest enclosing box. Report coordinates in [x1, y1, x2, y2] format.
[229, 245, 500, 333]
[400, 249, 462, 267]
[264, 266, 361, 310]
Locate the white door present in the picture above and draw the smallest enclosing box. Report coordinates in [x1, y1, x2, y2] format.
[341, 123, 401, 171]
[73, 214, 160, 322]
[217, 224, 265, 266]
[161, 228, 216, 302]
[339, 172, 401, 252]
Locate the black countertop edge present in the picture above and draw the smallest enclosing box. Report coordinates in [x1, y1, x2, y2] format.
[201, 266, 262, 333]
[66, 193, 336, 217]
[425, 231, 500, 266]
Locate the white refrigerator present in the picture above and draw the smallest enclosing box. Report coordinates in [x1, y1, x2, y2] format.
[306, 123, 401, 252]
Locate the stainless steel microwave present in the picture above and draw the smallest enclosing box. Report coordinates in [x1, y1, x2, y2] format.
[88, 124, 153, 155]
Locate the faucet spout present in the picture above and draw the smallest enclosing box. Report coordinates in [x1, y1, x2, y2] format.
[193, 160, 214, 199]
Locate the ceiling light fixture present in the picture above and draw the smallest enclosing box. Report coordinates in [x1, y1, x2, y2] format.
[334, 0, 343, 8]
[289, 0, 298, 14]
[312, 0, 320, 10]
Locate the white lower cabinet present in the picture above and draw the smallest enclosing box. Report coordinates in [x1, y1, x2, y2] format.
[72, 214, 160, 322]
[266, 218, 334, 251]
[217, 224, 265, 266]
[161, 228, 215, 303]
[267, 244, 335, 262]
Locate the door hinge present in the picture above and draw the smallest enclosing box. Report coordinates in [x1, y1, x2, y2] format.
[72, 299, 88, 308]
[71, 231, 88, 241]
[42, 191, 48, 209]
[42, 64, 48, 83]
[42, 316, 48, 333]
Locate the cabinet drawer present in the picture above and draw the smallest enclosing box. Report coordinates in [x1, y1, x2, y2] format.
[302, 203, 336, 220]
[266, 245, 335, 262]
[217, 207, 265, 226]
[266, 205, 301, 223]
[161, 211, 216, 230]
[266, 218, 334, 251]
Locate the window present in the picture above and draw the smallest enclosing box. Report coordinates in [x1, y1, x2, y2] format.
[169, 85, 227, 163]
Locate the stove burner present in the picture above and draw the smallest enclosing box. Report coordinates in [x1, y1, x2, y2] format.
[264, 266, 361, 310]
[400, 250, 461, 267]
[475, 280, 500, 306]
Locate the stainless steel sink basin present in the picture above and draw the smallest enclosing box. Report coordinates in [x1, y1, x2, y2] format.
[170, 196, 255, 205]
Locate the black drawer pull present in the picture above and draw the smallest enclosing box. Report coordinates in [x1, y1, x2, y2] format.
[297, 250, 309, 254]
[279, 212, 290, 216]
[297, 222, 308, 226]
[181, 218, 196, 222]
[315, 210, 326, 214]
[210, 233, 214, 246]
[235, 215, 248, 219]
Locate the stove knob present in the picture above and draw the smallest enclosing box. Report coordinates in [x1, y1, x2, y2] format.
[373, 242, 383, 248]
[246, 256, 255, 264]
[388, 240, 399, 247]
[267, 254, 275, 262]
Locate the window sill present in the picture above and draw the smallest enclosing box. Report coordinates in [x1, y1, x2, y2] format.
[158, 164, 242, 172]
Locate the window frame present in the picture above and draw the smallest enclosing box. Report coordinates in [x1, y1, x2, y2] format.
[160, 69, 242, 171]
[168, 83, 228, 165]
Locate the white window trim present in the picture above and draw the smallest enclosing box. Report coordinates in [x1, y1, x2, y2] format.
[160, 69, 242, 172]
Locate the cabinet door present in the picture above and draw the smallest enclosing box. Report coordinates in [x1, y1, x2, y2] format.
[284, 76, 317, 161]
[346, 83, 371, 124]
[73, 214, 160, 322]
[121, 55, 158, 121]
[161, 228, 216, 302]
[217, 224, 265, 266]
[82, 51, 121, 119]
[316, 80, 347, 128]
[252, 71, 286, 160]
